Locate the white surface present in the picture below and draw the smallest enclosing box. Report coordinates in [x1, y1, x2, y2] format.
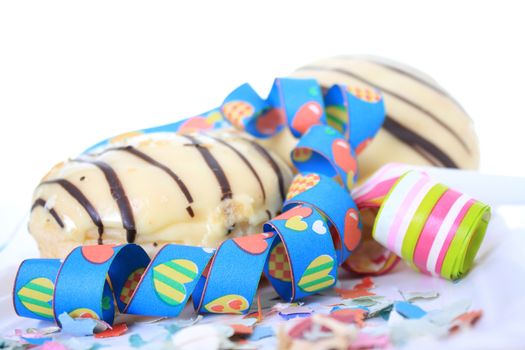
[1, 206, 525, 349]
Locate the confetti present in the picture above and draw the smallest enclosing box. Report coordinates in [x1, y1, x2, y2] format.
[91, 319, 112, 333]
[230, 324, 253, 336]
[282, 314, 359, 349]
[301, 327, 335, 342]
[400, 290, 439, 302]
[172, 315, 203, 328]
[231, 318, 258, 327]
[279, 305, 313, 320]
[41, 342, 68, 350]
[353, 277, 375, 290]
[279, 305, 313, 315]
[15, 325, 60, 346]
[427, 299, 471, 326]
[248, 326, 274, 341]
[335, 288, 376, 299]
[365, 300, 394, 319]
[349, 333, 390, 349]
[342, 295, 386, 308]
[0, 338, 26, 350]
[330, 308, 366, 327]
[389, 317, 445, 346]
[94, 323, 128, 339]
[330, 305, 365, 314]
[279, 313, 312, 321]
[20, 336, 51, 345]
[58, 312, 97, 336]
[22, 326, 60, 336]
[255, 294, 263, 323]
[161, 315, 203, 335]
[128, 334, 147, 348]
[57, 338, 107, 350]
[450, 310, 483, 334]
[335, 277, 376, 299]
[287, 317, 314, 339]
[394, 301, 427, 319]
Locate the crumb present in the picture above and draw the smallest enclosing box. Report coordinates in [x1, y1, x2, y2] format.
[227, 224, 236, 235]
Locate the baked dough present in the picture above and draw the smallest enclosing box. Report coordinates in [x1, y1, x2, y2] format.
[29, 129, 292, 258]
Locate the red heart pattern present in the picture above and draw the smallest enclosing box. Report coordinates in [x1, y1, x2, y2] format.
[228, 299, 243, 310]
[292, 147, 313, 163]
[355, 138, 372, 155]
[210, 304, 224, 312]
[81, 245, 115, 264]
[332, 139, 357, 174]
[291, 101, 323, 135]
[256, 108, 284, 135]
[209, 300, 242, 312]
[204, 294, 249, 314]
[232, 233, 270, 255]
[273, 205, 313, 221]
[344, 208, 361, 251]
[178, 116, 212, 133]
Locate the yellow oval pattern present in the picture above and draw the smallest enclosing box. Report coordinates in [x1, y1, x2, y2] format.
[204, 294, 249, 314]
[297, 255, 335, 293]
[17, 277, 54, 319]
[69, 307, 99, 319]
[152, 259, 198, 306]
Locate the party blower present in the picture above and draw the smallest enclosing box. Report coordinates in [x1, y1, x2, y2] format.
[14, 62, 490, 327]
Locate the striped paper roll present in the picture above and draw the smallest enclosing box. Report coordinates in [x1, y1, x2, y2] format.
[372, 170, 491, 280]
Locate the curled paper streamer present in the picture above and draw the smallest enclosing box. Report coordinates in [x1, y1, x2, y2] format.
[14, 78, 385, 325]
[349, 163, 490, 279]
[373, 170, 490, 280]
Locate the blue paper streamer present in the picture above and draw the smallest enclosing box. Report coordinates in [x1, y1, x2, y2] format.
[13, 78, 385, 326]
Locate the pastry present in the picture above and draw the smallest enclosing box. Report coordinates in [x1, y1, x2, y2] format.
[29, 129, 292, 258]
[262, 55, 480, 181]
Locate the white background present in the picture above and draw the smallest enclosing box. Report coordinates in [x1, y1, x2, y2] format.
[0, 0, 524, 243]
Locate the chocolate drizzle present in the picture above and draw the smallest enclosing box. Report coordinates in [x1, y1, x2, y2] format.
[203, 134, 267, 202]
[31, 198, 64, 228]
[39, 179, 104, 243]
[359, 56, 469, 113]
[351, 57, 449, 95]
[182, 135, 233, 201]
[74, 159, 137, 243]
[297, 65, 471, 154]
[244, 139, 286, 201]
[383, 116, 458, 168]
[103, 146, 195, 217]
